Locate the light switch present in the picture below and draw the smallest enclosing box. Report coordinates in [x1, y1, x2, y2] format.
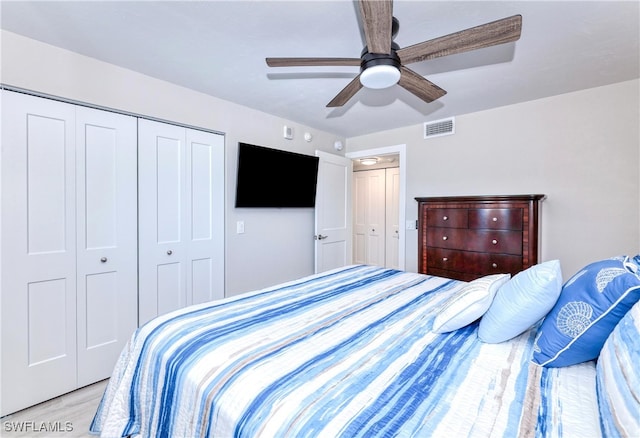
[406, 220, 417, 230]
[236, 221, 245, 234]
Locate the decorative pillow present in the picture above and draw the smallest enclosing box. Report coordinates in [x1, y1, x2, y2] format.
[432, 274, 510, 333]
[532, 256, 640, 367]
[596, 300, 640, 437]
[478, 260, 563, 343]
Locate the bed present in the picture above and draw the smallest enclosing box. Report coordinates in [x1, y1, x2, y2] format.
[90, 263, 640, 438]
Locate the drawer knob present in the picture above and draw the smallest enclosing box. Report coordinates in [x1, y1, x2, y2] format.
[492, 239, 498, 245]
[442, 236, 448, 241]
[492, 217, 498, 222]
[100, 257, 107, 263]
[443, 216, 448, 221]
[492, 263, 498, 268]
[442, 257, 448, 262]
[167, 250, 173, 255]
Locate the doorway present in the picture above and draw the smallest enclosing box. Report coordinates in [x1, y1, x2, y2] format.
[346, 144, 406, 270]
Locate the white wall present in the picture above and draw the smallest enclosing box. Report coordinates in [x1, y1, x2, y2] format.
[3, 30, 639, 293]
[347, 79, 640, 279]
[1, 30, 346, 296]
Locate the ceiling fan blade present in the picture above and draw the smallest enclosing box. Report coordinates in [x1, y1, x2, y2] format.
[327, 75, 363, 107]
[397, 15, 522, 65]
[266, 57, 361, 67]
[398, 66, 446, 103]
[358, 0, 393, 54]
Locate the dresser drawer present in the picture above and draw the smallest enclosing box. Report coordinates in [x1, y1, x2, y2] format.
[466, 230, 523, 255]
[425, 208, 467, 228]
[426, 247, 468, 271]
[425, 228, 467, 249]
[427, 247, 523, 275]
[469, 208, 523, 230]
[425, 228, 522, 255]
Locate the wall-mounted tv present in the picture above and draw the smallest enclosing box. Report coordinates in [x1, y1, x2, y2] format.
[235, 142, 320, 208]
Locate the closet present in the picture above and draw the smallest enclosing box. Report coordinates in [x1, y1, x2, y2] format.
[1, 91, 225, 415]
[352, 167, 400, 268]
[138, 119, 225, 325]
[1, 91, 138, 415]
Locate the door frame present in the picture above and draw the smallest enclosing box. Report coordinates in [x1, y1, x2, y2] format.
[346, 144, 406, 270]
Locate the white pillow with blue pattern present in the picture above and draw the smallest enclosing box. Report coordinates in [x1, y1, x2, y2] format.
[596, 299, 640, 437]
[432, 273, 510, 333]
[532, 255, 640, 367]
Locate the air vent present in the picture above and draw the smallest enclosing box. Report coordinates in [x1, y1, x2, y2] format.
[424, 117, 455, 139]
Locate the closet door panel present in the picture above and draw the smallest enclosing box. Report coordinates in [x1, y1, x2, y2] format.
[366, 169, 386, 266]
[157, 136, 183, 243]
[385, 168, 400, 269]
[27, 279, 69, 364]
[1, 91, 77, 416]
[186, 129, 225, 305]
[75, 107, 137, 386]
[352, 172, 368, 264]
[352, 169, 386, 266]
[157, 262, 185, 315]
[84, 272, 118, 347]
[27, 115, 69, 253]
[191, 258, 213, 305]
[138, 119, 188, 324]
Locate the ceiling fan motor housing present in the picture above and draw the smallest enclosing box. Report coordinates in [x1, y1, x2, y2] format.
[360, 49, 401, 72]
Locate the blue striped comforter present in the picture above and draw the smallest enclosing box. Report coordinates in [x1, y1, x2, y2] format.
[91, 265, 600, 437]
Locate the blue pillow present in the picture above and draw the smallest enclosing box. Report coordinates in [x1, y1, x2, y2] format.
[478, 260, 563, 343]
[596, 300, 640, 437]
[532, 255, 640, 367]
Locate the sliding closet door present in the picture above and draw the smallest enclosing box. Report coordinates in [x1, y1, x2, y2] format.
[75, 107, 138, 386]
[138, 120, 224, 325]
[1, 91, 77, 415]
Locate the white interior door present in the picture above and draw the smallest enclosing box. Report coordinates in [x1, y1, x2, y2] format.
[347, 145, 406, 270]
[1, 91, 78, 415]
[385, 167, 400, 269]
[314, 151, 352, 273]
[139, 120, 225, 324]
[138, 119, 188, 324]
[185, 128, 225, 306]
[353, 169, 386, 266]
[75, 107, 138, 386]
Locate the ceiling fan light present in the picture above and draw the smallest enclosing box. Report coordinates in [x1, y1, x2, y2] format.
[360, 65, 400, 89]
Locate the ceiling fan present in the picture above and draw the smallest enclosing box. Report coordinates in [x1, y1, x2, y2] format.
[266, 0, 522, 108]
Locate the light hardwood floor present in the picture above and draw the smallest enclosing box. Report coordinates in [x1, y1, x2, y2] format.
[1, 380, 108, 437]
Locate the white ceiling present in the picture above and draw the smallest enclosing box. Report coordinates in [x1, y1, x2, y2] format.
[1, 1, 638, 138]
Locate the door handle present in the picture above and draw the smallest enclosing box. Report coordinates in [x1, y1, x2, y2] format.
[316, 234, 328, 240]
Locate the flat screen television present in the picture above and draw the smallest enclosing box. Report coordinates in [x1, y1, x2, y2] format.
[235, 142, 320, 208]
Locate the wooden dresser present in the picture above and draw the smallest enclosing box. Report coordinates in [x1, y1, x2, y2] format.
[416, 195, 546, 281]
